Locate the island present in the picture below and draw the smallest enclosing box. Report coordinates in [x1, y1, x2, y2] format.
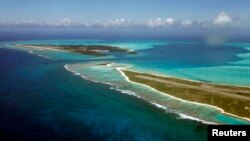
[121, 69, 250, 119]
[19, 44, 138, 56]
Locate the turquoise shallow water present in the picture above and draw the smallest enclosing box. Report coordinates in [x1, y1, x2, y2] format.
[0, 47, 208, 141]
[5, 39, 167, 61]
[118, 42, 250, 87]
[1, 39, 250, 140]
[64, 62, 249, 124]
[13, 39, 167, 50]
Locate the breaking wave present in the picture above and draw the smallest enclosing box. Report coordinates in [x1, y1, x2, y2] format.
[64, 64, 216, 125]
[150, 102, 216, 124]
[28, 50, 50, 59]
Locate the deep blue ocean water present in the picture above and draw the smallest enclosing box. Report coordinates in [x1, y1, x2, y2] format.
[1, 36, 250, 141]
[0, 48, 208, 141]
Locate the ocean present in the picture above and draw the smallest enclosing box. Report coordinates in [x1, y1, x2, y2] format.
[0, 37, 250, 141]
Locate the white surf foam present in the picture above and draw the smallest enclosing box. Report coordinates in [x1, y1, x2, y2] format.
[116, 67, 221, 124]
[150, 102, 168, 110]
[178, 113, 216, 125]
[150, 102, 216, 124]
[64, 64, 84, 77]
[64, 64, 218, 124]
[64, 64, 114, 86]
[27, 50, 50, 59]
[106, 63, 115, 67]
[28, 50, 34, 54]
[37, 54, 50, 59]
[110, 86, 141, 98]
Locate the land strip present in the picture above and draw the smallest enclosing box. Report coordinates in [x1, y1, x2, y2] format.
[20, 44, 137, 56]
[122, 69, 250, 119]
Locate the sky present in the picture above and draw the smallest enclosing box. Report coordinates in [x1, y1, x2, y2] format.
[0, 0, 250, 33]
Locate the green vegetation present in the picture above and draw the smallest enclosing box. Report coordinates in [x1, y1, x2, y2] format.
[123, 70, 250, 119]
[26, 44, 138, 56]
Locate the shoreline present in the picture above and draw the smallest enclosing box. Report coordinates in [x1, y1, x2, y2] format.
[64, 62, 217, 124]
[127, 67, 250, 88]
[18, 44, 138, 56]
[16, 44, 68, 52]
[8, 43, 250, 122]
[117, 67, 250, 122]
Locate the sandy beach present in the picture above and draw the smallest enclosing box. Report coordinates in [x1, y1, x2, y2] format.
[16, 44, 68, 52]
[118, 68, 250, 121]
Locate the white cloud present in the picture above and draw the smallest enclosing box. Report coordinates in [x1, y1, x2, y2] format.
[166, 18, 174, 26]
[103, 18, 133, 27]
[181, 20, 193, 27]
[1, 12, 249, 31]
[56, 18, 72, 26]
[147, 18, 174, 27]
[147, 18, 163, 27]
[213, 12, 233, 26]
[18, 19, 35, 25]
[8, 19, 36, 26]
